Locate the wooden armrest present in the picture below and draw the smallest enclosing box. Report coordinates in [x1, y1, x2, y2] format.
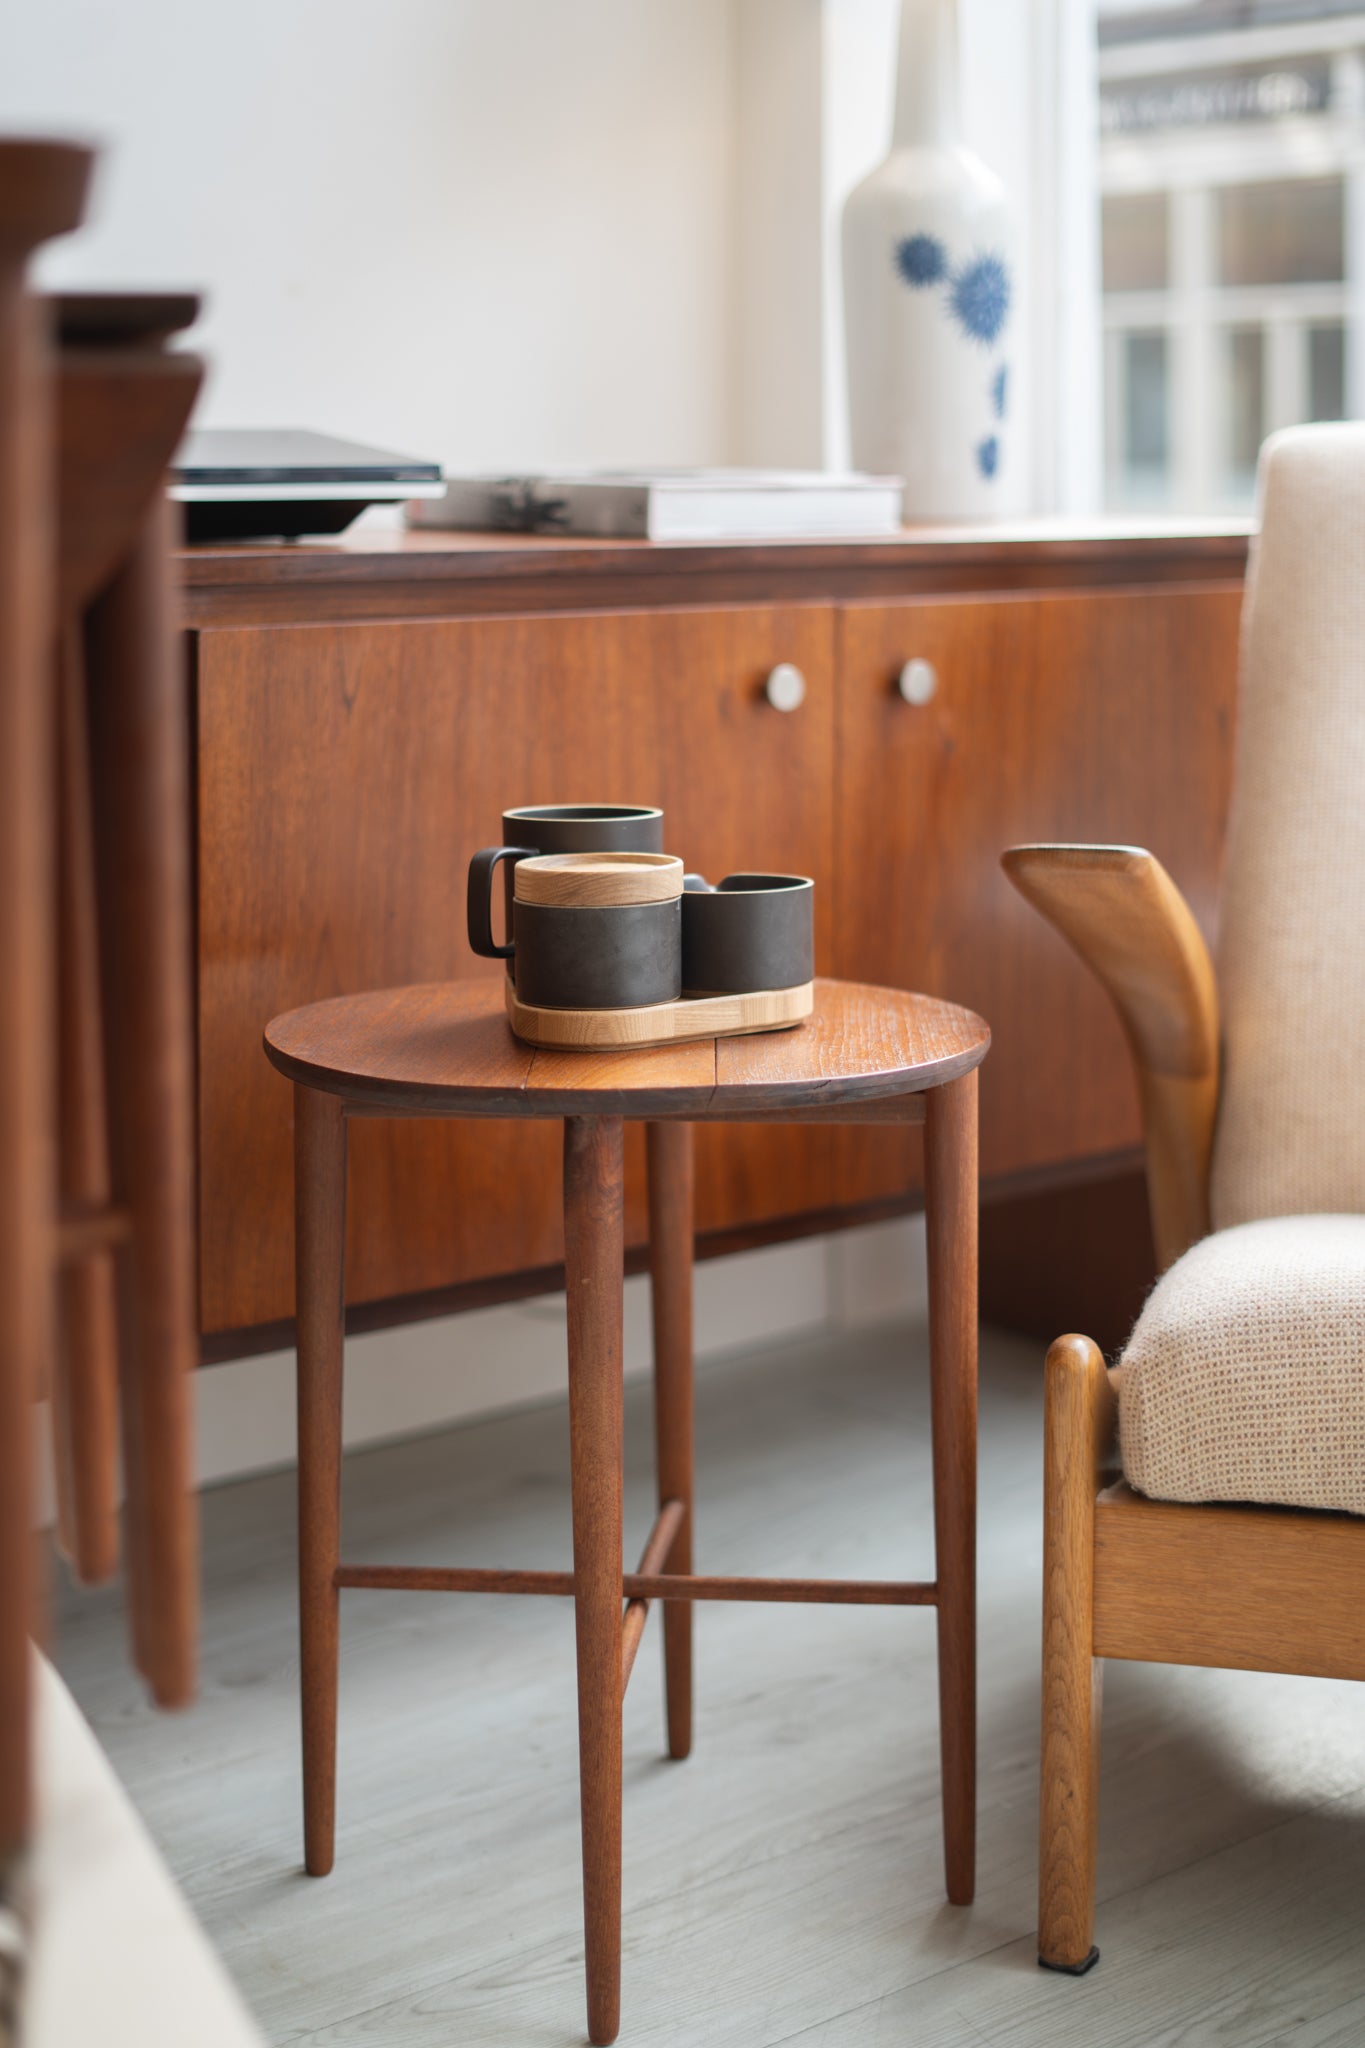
[1001, 844, 1218, 1270]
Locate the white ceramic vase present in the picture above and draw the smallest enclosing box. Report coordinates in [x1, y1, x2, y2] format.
[842, 0, 1017, 519]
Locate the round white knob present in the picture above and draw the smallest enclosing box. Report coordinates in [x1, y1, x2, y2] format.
[897, 658, 938, 706]
[765, 663, 806, 713]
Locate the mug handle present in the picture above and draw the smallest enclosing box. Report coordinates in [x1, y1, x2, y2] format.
[467, 845, 538, 960]
[682, 873, 711, 892]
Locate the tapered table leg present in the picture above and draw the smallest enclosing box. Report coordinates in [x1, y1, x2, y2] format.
[646, 1120, 694, 1761]
[296, 1085, 347, 1878]
[564, 1114, 625, 2048]
[925, 1068, 978, 1906]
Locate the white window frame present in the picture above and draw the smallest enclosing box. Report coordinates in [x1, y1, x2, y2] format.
[1098, 25, 1365, 511]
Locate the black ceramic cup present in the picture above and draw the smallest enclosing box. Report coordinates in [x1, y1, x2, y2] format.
[469, 844, 682, 1008]
[499, 803, 664, 856]
[681, 873, 815, 995]
[468, 803, 665, 957]
[509, 899, 681, 1009]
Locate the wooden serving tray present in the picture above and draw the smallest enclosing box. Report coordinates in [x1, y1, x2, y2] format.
[505, 975, 814, 1050]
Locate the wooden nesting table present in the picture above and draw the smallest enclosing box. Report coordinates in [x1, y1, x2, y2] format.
[264, 975, 989, 2046]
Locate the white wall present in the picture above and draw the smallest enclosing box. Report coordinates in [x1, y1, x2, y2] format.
[5, 0, 739, 472]
[731, 0, 828, 466]
[190, 1219, 928, 1489]
[9, 0, 1099, 491]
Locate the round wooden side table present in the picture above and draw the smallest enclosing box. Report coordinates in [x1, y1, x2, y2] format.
[264, 975, 990, 2046]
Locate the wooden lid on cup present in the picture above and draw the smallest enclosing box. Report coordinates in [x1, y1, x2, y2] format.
[513, 851, 684, 908]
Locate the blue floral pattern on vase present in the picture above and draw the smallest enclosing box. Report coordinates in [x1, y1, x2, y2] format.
[894, 232, 948, 288]
[888, 228, 1012, 488]
[950, 253, 1010, 346]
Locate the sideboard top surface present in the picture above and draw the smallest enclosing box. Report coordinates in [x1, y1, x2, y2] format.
[179, 519, 1253, 629]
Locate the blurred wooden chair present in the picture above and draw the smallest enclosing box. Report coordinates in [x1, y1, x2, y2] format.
[1004, 422, 1365, 1974]
[0, 134, 93, 1914]
[1, 138, 204, 1948]
[53, 289, 204, 1703]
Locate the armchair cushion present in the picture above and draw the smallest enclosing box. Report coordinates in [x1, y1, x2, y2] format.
[1120, 1214, 1365, 1515]
[1211, 424, 1365, 1228]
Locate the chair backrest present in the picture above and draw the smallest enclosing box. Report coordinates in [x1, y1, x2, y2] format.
[1210, 423, 1365, 1228]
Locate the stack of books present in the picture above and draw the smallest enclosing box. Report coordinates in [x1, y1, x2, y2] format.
[407, 469, 905, 543]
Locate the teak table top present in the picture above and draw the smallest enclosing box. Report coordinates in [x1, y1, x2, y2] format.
[264, 976, 990, 1122]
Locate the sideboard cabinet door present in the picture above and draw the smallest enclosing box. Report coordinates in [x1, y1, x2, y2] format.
[196, 605, 835, 1339]
[834, 586, 1242, 1206]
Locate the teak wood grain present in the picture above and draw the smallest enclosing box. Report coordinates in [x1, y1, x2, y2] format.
[56, 346, 200, 616]
[85, 492, 201, 1709]
[333, 1564, 936, 1605]
[54, 623, 121, 1584]
[563, 1115, 626, 2047]
[51, 299, 203, 1626]
[198, 605, 838, 1336]
[295, 1085, 347, 1879]
[1093, 1485, 1365, 1682]
[832, 586, 1239, 1216]
[264, 978, 990, 1118]
[978, 1161, 1156, 1358]
[194, 542, 1243, 1353]
[646, 1121, 695, 1760]
[924, 1070, 978, 1907]
[179, 523, 1252, 630]
[1038, 1342, 1365, 1977]
[0, 136, 94, 1863]
[1038, 1332, 1115, 1974]
[619, 1499, 688, 1695]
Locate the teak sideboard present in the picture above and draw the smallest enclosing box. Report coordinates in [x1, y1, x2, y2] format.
[181, 525, 1248, 1359]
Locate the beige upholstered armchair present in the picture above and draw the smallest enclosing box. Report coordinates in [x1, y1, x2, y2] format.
[1003, 423, 1365, 1975]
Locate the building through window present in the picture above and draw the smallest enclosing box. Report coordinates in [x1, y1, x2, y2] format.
[1099, 2, 1365, 510]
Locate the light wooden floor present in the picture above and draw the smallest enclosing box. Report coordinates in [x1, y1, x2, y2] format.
[54, 1316, 1365, 2048]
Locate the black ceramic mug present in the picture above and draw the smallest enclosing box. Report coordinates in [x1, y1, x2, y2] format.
[681, 873, 815, 995]
[468, 803, 665, 960]
[470, 848, 682, 1009]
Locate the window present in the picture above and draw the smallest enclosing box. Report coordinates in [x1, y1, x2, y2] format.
[1098, 4, 1362, 512]
[1225, 326, 1266, 492]
[1217, 176, 1344, 286]
[1102, 192, 1170, 290]
[1309, 320, 1347, 416]
[1107, 331, 1172, 506]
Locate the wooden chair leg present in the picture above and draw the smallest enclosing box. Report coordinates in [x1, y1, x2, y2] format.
[0, 275, 57, 1869]
[54, 622, 120, 1586]
[564, 1114, 625, 2048]
[0, 139, 91, 1876]
[85, 494, 199, 1710]
[1038, 1331, 1113, 1974]
[925, 1068, 978, 1907]
[296, 1085, 347, 1879]
[646, 1120, 694, 1762]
